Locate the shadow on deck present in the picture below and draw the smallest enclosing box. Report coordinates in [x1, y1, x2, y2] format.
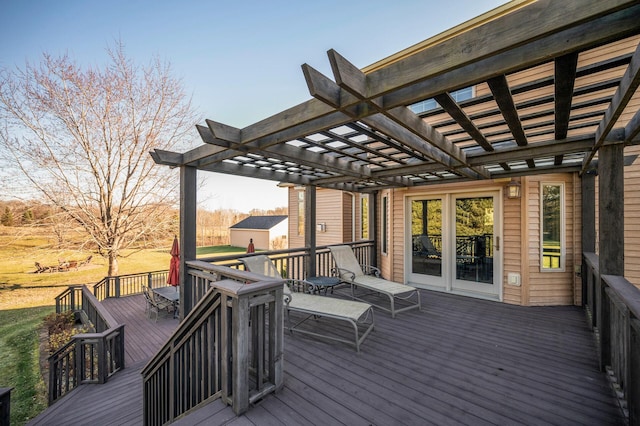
[29, 290, 624, 425]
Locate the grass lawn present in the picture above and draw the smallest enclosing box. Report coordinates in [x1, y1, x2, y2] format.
[0, 226, 250, 424]
[0, 306, 54, 425]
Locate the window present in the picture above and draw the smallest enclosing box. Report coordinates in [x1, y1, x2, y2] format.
[297, 190, 305, 236]
[382, 195, 389, 254]
[409, 86, 474, 114]
[541, 183, 564, 271]
[360, 195, 369, 239]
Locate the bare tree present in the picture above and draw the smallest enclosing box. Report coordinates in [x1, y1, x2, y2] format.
[0, 43, 199, 275]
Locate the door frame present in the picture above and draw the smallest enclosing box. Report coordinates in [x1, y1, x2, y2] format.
[404, 187, 504, 301]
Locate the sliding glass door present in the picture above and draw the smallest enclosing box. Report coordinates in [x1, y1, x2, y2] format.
[408, 192, 501, 299]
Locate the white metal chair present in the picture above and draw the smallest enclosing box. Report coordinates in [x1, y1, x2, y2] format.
[241, 255, 375, 351]
[329, 245, 421, 318]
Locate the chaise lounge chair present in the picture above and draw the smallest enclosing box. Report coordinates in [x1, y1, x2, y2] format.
[329, 245, 421, 318]
[241, 255, 375, 352]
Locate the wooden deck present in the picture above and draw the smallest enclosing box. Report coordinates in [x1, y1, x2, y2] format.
[29, 290, 625, 425]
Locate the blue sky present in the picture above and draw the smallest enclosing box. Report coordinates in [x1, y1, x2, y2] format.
[1, 0, 508, 212]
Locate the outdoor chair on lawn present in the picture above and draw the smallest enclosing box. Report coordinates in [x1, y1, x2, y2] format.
[329, 245, 421, 318]
[241, 255, 375, 352]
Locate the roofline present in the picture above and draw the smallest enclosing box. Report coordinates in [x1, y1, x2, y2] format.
[362, 0, 536, 73]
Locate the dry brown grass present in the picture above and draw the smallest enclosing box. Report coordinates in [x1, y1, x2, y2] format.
[0, 226, 174, 310]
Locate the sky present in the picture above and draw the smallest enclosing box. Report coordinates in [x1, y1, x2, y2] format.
[0, 0, 509, 212]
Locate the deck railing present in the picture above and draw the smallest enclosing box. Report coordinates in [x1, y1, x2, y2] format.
[0, 387, 12, 426]
[93, 270, 169, 300]
[583, 252, 640, 423]
[141, 262, 283, 425]
[49, 286, 125, 405]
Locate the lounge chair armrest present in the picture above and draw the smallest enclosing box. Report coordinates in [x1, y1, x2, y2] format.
[286, 279, 319, 294]
[361, 264, 381, 277]
[333, 267, 356, 282]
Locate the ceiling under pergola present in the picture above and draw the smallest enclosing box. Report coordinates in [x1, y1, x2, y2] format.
[152, 0, 640, 193]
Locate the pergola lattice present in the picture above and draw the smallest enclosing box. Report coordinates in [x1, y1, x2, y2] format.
[152, 0, 640, 193]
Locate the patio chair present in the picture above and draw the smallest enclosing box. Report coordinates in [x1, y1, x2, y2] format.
[329, 245, 421, 318]
[417, 235, 441, 259]
[144, 286, 174, 322]
[241, 255, 375, 352]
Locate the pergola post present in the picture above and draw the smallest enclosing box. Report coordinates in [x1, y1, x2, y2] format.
[305, 186, 317, 278]
[180, 165, 197, 319]
[581, 171, 596, 306]
[370, 191, 378, 268]
[597, 143, 625, 370]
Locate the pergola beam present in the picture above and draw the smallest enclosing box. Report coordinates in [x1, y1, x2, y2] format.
[381, 5, 640, 110]
[487, 75, 528, 147]
[555, 53, 579, 139]
[366, 0, 638, 97]
[434, 92, 494, 151]
[327, 49, 491, 179]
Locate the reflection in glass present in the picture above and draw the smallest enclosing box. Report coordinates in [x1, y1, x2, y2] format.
[411, 199, 442, 277]
[542, 184, 562, 269]
[455, 197, 494, 284]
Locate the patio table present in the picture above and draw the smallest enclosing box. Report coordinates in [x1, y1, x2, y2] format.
[153, 286, 180, 318]
[305, 276, 340, 295]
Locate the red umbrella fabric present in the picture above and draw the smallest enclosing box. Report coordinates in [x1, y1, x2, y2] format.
[167, 236, 180, 286]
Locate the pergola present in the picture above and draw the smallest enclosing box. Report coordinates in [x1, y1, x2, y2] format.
[151, 0, 640, 312]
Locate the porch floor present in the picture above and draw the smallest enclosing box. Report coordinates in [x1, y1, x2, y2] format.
[29, 290, 624, 425]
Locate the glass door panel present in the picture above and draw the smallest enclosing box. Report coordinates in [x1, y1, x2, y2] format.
[453, 196, 498, 296]
[411, 199, 442, 278]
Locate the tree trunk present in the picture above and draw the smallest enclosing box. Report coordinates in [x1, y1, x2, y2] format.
[108, 251, 119, 276]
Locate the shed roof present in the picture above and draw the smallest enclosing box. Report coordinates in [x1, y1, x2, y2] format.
[152, 0, 640, 193]
[230, 215, 288, 230]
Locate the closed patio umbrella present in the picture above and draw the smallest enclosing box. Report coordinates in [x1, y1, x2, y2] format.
[167, 236, 180, 286]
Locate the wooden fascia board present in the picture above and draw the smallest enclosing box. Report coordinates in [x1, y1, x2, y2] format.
[583, 38, 640, 170]
[366, 0, 640, 97]
[554, 53, 579, 139]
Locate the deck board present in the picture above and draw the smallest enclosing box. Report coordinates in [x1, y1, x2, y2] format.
[29, 290, 625, 425]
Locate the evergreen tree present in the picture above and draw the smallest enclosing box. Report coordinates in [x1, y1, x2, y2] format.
[1, 206, 14, 226]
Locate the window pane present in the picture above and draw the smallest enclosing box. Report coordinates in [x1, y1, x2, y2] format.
[360, 196, 369, 239]
[382, 196, 388, 254]
[411, 199, 442, 277]
[542, 184, 563, 270]
[297, 190, 304, 236]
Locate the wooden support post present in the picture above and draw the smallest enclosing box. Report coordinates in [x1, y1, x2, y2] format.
[582, 171, 596, 308]
[630, 319, 640, 425]
[232, 294, 250, 415]
[305, 186, 317, 278]
[0, 388, 12, 426]
[597, 143, 625, 371]
[180, 165, 197, 319]
[370, 191, 378, 268]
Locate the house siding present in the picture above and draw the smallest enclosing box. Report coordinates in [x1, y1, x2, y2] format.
[525, 174, 578, 306]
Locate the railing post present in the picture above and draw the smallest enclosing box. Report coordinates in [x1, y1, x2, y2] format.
[0, 387, 13, 426]
[232, 293, 250, 415]
[630, 318, 640, 425]
[147, 272, 153, 290]
[97, 336, 106, 384]
[115, 276, 121, 298]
